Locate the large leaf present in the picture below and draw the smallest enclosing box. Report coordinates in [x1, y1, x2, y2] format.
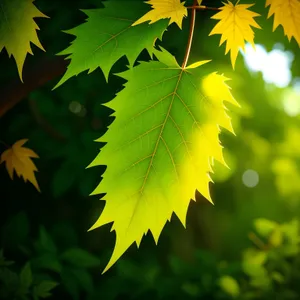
[54, 1, 168, 88]
[89, 47, 239, 273]
[0, 0, 47, 81]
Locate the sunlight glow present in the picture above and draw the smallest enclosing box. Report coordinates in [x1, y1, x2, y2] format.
[282, 87, 300, 117]
[242, 44, 294, 88]
[242, 169, 259, 188]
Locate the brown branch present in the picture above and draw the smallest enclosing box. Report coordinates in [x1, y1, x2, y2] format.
[0, 56, 69, 118]
[186, 5, 221, 11]
[182, 0, 197, 68]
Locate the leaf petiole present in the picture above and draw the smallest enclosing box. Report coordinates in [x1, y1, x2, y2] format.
[186, 5, 221, 12]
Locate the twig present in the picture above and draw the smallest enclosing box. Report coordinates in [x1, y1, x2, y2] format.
[182, 0, 198, 68]
[248, 232, 269, 251]
[186, 5, 221, 11]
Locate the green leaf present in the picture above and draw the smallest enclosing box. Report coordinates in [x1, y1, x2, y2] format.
[1, 211, 30, 248]
[254, 218, 278, 237]
[20, 263, 32, 290]
[268, 227, 283, 247]
[61, 269, 80, 300]
[33, 281, 58, 299]
[219, 275, 240, 298]
[271, 271, 285, 283]
[242, 249, 267, 277]
[60, 248, 101, 268]
[0, 250, 14, 267]
[37, 227, 57, 254]
[181, 282, 200, 297]
[69, 268, 94, 293]
[52, 161, 77, 197]
[0, 0, 47, 80]
[88, 47, 238, 273]
[31, 253, 62, 273]
[54, 0, 168, 87]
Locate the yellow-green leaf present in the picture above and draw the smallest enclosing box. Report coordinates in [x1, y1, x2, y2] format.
[266, 0, 300, 46]
[0, 0, 48, 81]
[269, 227, 283, 247]
[254, 218, 278, 237]
[209, 1, 261, 69]
[88, 47, 238, 273]
[219, 276, 240, 298]
[132, 0, 187, 29]
[0, 139, 40, 192]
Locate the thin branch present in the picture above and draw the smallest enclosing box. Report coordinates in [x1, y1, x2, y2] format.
[0, 57, 69, 118]
[186, 5, 221, 11]
[182, 0, 198, 68]
[248, 232, 269, 251]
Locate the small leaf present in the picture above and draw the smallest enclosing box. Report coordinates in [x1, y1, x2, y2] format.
[271, 271, 285, 283]
[266, 0, 300, 47]
[242, 249, 267, 277]
[0, 0, 48, 81]
[209, 1, 261, 68]
[61, 269, 80, 300]
[33, 281, 58, 299]
[60, 248, 101, 268]
[132, 0, 187, 29]
[254, 218, 277, 237]
[31, 253, 62, 273]
[69, 268, 94, 293]
[219, 275, 240, 298]
[0, 139, 40, 191]
[269, 227, 283, 247]
[52, 161, 77, 197]
[37, 227, 57, 253]
[0, 250, 14, 267]
[20, 263, 32, 290]
[181, 282, 200, 297]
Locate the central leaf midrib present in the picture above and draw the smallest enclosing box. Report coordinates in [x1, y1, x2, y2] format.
[138, 69, 184, 196]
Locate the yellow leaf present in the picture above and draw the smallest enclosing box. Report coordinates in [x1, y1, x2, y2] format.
[266, 0, 300, 46]
[132, 0, 187, 29]
[0, 0, 48, 81]
[197, 0, 203, 5]
[209, 1, 261, 69]
[0, 139, 40, 192]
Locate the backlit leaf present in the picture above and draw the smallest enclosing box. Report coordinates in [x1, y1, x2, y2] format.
[209, 1, 261, 69]
[54, 1, 168, 87]
[219, 275, 240, 298]
[89, 47, 238, 273]
[132, 0, 187, 29]
[266, 0, 300, 46]
[0, 0, 48, 81]
[0, 139, 40, 192]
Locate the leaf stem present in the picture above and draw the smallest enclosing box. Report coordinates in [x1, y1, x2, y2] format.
[182, 0, 197, 69]
[186, 5, 221, 11]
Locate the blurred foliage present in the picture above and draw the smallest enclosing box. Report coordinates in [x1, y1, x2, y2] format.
[1, 0, 300, 299]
